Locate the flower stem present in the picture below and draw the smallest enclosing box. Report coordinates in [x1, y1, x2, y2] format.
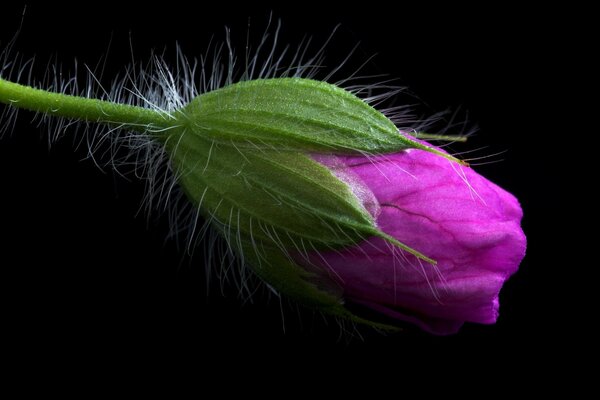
[0, 78, 170, 133]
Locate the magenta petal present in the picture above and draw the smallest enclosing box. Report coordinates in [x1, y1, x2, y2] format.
[311, 147, 526, 334]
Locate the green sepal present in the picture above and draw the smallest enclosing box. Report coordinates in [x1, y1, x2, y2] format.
[167, 129, 371, 247]
[180, 78, 428, 154]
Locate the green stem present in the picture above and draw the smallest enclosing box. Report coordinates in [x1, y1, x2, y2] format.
[0, 78, 171, 133]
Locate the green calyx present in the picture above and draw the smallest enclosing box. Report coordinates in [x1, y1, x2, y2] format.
[161, 78, 443, 328]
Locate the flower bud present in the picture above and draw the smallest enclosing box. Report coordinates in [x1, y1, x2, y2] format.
[162, 77, 525, 332]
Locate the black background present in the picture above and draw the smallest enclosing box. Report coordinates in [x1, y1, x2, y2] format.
[0, 2, 568, 382]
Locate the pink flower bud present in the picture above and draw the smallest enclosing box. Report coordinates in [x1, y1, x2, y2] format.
[306, 143, 526, 334]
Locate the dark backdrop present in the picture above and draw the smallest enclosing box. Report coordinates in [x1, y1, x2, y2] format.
[0, 2, 566, 383]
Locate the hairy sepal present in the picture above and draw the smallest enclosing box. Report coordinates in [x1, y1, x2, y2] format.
[166, 130, 378, 249]
[179, 78, 422, 154]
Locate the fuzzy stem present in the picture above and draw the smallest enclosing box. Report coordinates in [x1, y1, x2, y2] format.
[0, 78, 171, 133]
